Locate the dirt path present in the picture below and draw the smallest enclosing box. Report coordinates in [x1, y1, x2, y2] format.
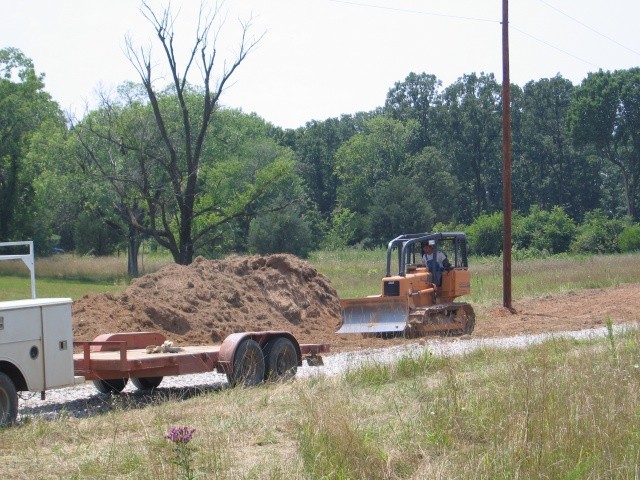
[475, 283, 640, 337]
[71, 254, 640, 353]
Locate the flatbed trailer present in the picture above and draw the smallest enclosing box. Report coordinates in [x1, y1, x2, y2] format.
[0, 242, 330, 426]
[74, 330, 329, 393]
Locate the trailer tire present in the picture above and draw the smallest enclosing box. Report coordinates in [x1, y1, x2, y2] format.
[263, 337, 297, 381]
[131, 376, 163, 391]
[0, 372, 18, 427]
[227, 339, 265, 388]
[93, 378, 128, 394]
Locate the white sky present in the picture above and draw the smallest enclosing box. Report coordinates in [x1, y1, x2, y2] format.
[2, 0, 640, 129]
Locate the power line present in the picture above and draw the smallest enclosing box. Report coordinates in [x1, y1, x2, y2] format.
[535, 0, 640, 58]
[510, 25, 600, 69]
[327, 0, 498, 24]
[326, 0, 632, 72]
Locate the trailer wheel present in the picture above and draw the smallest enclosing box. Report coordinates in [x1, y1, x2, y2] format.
[263, 337, 297, 381]
[131, 377, 163, 391]
[0, 372, 18, 427]
[93, 378, 128, 394]
[227, 339, 265, 388]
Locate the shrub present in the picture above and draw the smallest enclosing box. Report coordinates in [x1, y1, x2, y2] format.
[322, 207, 362, 249]
[248, 208, 314, 258]
[618, 224, 640, 252]
[467, 212, 503, 256]
[570, 209, 628, 254]
[514, 205, 576, 254]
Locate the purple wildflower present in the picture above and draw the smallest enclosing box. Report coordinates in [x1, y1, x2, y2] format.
[164, 426, 196, 444]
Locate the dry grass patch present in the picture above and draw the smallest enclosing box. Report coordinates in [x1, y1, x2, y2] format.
[3, 326, 640, 478]
[470, 252, 640, 305]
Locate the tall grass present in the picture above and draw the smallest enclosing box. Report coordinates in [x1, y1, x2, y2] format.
[2, 248, 639, 302]
[5, 253, 171, 281]
[3, 330, 640, 478]
[310, 248, 387, 299]
[0, 276, 125, 301]
[0, 253, 172, 301]
[311, 249, 640, 304]
[470, 252, 640, 304]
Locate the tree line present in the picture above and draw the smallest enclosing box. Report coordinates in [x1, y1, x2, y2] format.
[1, 4, 639, 274]
[284, 69, 640, 257]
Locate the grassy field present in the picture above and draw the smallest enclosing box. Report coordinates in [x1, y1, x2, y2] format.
[2, 249, 640, 303]
[1, 250, 640, 477]
[310, 249, 640, 304]
[0, 253, 170, 301]
[2, 327, 639, 478]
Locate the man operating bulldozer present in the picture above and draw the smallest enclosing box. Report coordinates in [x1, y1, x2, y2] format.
[422, 242, 450, 286]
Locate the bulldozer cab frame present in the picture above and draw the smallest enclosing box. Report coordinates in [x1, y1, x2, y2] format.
[384, 232, 468, 277]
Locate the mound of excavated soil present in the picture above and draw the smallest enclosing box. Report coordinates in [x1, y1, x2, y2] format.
[72, 254, 343, 346]
[72, 251, 640, 352]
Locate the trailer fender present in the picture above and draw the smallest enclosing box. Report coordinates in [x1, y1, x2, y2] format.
[217, 331, 302, 376]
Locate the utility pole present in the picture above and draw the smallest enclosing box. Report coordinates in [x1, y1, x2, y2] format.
[502, 0, 513, 310]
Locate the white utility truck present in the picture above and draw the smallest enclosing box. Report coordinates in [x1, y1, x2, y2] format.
[0, 242, 84, 425]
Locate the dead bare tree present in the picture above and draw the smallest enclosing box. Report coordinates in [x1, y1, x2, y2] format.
[117, 0, 263, 265]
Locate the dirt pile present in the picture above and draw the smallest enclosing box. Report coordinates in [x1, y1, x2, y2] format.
[72, 254, 343, 346]
[72, 251, 640, 352]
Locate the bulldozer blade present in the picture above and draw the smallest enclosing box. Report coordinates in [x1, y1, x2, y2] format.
[337, 296, 409, 334]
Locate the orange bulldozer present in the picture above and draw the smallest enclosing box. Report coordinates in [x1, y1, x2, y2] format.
[337, 232, 475, 338]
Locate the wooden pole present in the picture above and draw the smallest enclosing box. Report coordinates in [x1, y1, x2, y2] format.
[502, 0, 513, 310]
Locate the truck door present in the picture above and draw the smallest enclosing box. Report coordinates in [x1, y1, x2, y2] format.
[41, 301, 75, 389]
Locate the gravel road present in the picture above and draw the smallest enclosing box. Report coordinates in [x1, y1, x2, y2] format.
[17, 324, 633, 423]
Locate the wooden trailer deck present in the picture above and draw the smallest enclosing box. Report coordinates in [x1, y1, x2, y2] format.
[73, 331, 329, 389]
[74, 344, 225, 380]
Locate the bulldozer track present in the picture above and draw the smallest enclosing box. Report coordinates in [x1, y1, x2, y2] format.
[406, 302, 475, 338]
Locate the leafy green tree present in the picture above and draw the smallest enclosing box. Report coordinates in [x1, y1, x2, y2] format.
[195, 114, 305, 256]
[73, 89, 154, 273]
[384, 72, 442, 151]
[438, 73, 502, 223]
[73, 210, 120, 256]
[284, 115, 367, 219]
[74, 1, 265, 266]
[402, 146, 459, 225]
[334, 116, 412, 217]
[367, 176, 435, 245]
[513, 76, 601, 219]
[0, 47, 64, 242]
[26, 121, 85, 254]
[568, 68, 640, 220]
[247, 201, 314, 258]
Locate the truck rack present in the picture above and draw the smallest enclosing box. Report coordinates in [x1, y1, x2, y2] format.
[0, 241, 36, 299]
